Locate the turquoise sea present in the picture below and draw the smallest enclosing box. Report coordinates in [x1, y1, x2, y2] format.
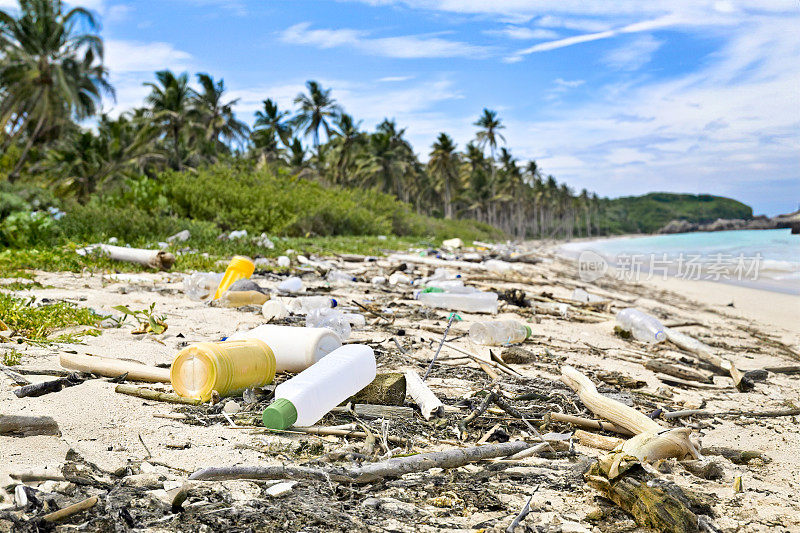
[559, 229, 800, 294]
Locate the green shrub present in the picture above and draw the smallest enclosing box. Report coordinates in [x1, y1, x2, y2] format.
[0, 211, 57, 248]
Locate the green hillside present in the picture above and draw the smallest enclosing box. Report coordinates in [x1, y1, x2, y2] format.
[599, 193, 753, 234]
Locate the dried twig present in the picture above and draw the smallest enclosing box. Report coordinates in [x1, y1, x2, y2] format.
[506, 486, 538, 532]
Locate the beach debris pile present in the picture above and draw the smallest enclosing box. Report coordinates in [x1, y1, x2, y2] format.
[1, 240, 799, 531]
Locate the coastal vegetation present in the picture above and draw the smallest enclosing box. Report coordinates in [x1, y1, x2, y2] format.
[1, 0, 754, 259]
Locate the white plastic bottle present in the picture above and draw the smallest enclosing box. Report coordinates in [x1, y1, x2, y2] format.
[416, 291, 498, 313]
[226, 324, 342, 372]
[285, 296, 337, 315]
[305, 308, 351, 340]
[616, 308, 667, 343]
[262, 344, 376, 429]
[469, 320, 531, 345]
[277, 276, 303, 293]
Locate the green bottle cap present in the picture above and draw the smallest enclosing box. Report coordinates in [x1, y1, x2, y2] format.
[262, 398, 298, 430]
[524, 325, 532, 339]
[421, 287, 445, 293]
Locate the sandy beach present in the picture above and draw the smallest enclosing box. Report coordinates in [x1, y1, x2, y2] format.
[1, 244, 799, 531]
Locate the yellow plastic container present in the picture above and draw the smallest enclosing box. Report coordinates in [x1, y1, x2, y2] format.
[170, 339, 276, 401]
[212, 256, 255, 300]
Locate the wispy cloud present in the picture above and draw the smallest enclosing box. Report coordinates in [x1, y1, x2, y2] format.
[104, 40, 193, 73]
[280, 22, 493, 59]
[554, 78, 585, 89]
[603, 34, 662, 71]
[484, 26, 558, 41]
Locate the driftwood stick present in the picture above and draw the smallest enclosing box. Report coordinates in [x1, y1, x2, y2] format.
[10, 469, 66, 482]
[42, 495, 99, 523]
[60, 352, 171, 383]
[506, 487, 538, 532]
[548, 412, 633, 436]
[115, 384, 201, 405]
[665, 328, 751, 391]
[190, 440, 532, 484]
[585, 463, 706, 533]
[257, 425, 410, 446]
[14, 373, 86, 398]
[0, 364, 30, 385]
[0, 415, 61, 437]
[644, 359, 713, 384]
[331, 404, 415, 420]
[574, 429, 625, 451]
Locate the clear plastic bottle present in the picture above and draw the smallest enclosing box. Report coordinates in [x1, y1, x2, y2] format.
[469, 320, 531, 345]
[183, 272, 224, 301]
[616, 308, 667, 343]
[305, 308, 351, 340]
[262, 344, 376, 429]
[571, 288, 604, 303]
[286, 295, 337, 315]
[426, 279, 478, 294]
[416, 291, 498, 313]
[277, 276, 303, 293]
[262, 299, 289, 321]
[389, 272, 412, 285]
[326, 270, 356, 283]
[213, 290, 269, 308]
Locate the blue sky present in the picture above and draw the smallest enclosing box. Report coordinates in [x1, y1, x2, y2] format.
[6, 0, 798, 215]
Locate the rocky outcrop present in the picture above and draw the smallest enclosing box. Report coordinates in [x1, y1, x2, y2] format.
[658, 210, 800, 235]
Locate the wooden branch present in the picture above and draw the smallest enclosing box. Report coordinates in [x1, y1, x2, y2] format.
[585, 462, 706, 533]
[665, 328, 751, 392]
[115, 384, 201, 405]
[190, 440, 532, 484]
[61, 352, 171, 383]
[42, 495, 99, 523]
[644, 359, 713, 384]
[331, 404, 415, 419]
[548, 412, 633, 436]
[0, 415, 60, 437]
[574, 429, 625, 451]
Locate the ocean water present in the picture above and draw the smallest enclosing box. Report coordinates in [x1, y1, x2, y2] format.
[559, 229, 800, 294]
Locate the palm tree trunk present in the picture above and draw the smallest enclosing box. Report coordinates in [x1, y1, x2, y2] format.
[8, 113, 47, 183]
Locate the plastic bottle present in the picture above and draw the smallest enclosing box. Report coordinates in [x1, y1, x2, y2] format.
[371, 276, 387, 285]
[416, 291, 498, 313]
[535, 302, 570, 318]
[262, 299, 289, 321]
[277, 256, 291, 267]
[426, 279, 478, 294]
[389, 272, 412, 285]
[184, 272, 224, 301]
[212, 256, 255, 300]
[227, 324, 342, 373]
[286, 296, 337, 315]
[262, 344, 376, 429]
[326, 270, 356, 283]
[483, 259, 513, 273]
[277, 276, 303, 293]
[213, 290, 269, 308]
[616, 308, 667, 343]
[170, 339, 276, 401]
[305, 308, 351, 340]
[571, 288, 604, 303]
[469, 320, 531, 345]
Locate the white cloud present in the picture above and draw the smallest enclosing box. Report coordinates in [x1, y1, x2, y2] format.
[554, 78, 585, 88]
[280, 22, 493, 59]
[104, 39, 193, 73]
[484, 26, 559, 40]
[377, 75, 415, 82]
[602, 34, 662, 71]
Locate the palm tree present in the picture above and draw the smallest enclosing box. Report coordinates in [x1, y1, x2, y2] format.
[429, 133, 459, 219]
[0, 0, 113, 180]
[193, 73, 249, 157]
[474, 109, 506, 224]
[253, 98, 292, 146]
[292, 80, 341, 149]
[143, 70, 196, 170]
[327, 113, 364, 186]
